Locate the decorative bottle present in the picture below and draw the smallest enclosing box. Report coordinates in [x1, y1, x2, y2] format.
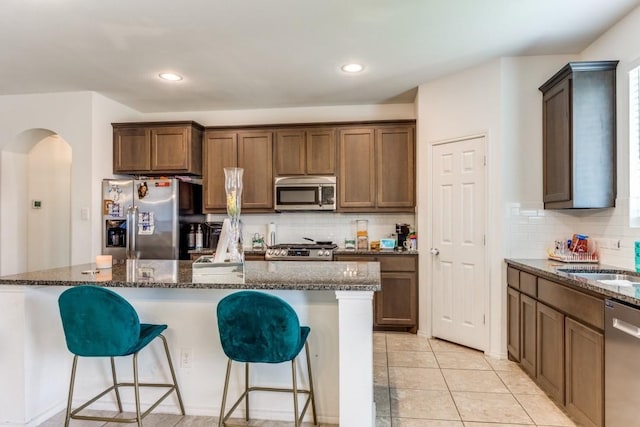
[224, 167, 244, 263]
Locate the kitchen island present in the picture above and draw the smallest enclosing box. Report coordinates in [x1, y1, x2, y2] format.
[0, 260, 381, 426]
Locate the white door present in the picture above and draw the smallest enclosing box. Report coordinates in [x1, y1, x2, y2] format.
[431, 135, 486, 351]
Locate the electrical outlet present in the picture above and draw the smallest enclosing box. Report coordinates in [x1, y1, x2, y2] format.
[180, 348, 193, 369]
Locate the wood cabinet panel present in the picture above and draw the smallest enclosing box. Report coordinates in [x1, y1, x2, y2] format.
[306, 128, 336, 175]
[275, 130, 306, 175]
[539, 61, 618, 209]
[536, 302, 565, 403]
[338, 128, 376, 208]
[537, 278, 604, 330]
[113, 127, 150, 173]
[238, 131, 273, 210]
[507, 287, 520, 361]
[375, 127, 415, 208]
[376, 271, 417, 328]
[519, 271, 537, 297]
[113, 122, 202, 175]
[565, 317, 603, 427]
[335, 253, 418, 332]
[542, 79, 572, 204]
[520, 294, 536, 377]
[275, 128, 336, 176]
[203, 132, 238, 211]
[507, 266, 520, 290]
[378, 256, 416, 272]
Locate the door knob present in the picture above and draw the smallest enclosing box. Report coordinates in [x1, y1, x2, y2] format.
[430, 248, 440, 255]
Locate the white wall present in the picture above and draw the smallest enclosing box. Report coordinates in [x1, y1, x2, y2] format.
[27, 136, 72, 271]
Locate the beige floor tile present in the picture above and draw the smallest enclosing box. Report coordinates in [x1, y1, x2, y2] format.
[175, 415, 217, 426]
[387, 336, 431, 352]
[394, 419, 464, 426]
[389, 367, 448, 390]
[386, 333, 431, 348]
[428, 339, 479, 354]
[375, 384, 391, 416]
[515, 394, 577, 426]
[390, 388, 460, 420]
[483, 356, 522, 372]
[374, 363, 389, 386]
[434, 352, 492, 370]
[388, 350, 438, 368]
[451, 391, 533, 424]
[496, 370, 545, 395]
[463, 423, 535, 427]
[374, 333, 387, 351]
[442, 369, 509, 393]
[374, 350, 388, 367]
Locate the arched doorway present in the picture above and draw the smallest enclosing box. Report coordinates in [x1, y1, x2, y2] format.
[1, 129, 72, 273]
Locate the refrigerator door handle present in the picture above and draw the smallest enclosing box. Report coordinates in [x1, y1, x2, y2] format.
[126, 205, 138, 259]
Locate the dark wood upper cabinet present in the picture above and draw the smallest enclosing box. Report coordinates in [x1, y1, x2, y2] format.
[338, 125, 415, 212]
[539, 61, 618, 209]
[203, 130, 273, 213]
[275, 128, 336, 176]
[113, 121, 203, 175]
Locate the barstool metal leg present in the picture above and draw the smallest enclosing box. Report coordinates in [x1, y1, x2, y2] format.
[133, 353, 142, 427]
[219, 358, 232, 427]
[160, 334, 185, 415]
[64, 355, 78, 427]
[305, 342, 318, 425]
[245, 362, 250, 421]
[291, 359, 300, 427]
[110, 356, 123, 413]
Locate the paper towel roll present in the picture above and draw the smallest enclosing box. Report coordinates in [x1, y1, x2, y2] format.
[267, 222, 276, 246]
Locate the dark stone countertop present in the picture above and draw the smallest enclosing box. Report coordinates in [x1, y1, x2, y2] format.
[505, 258, 640, 306]
[0, 260, 381, 291]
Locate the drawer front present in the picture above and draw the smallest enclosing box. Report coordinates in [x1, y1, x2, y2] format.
[507, 266, 520, 289]
[378, 255, 417, 272]
[520, 271, 537, 297]
[334, 255, 374, 262]
[538, 278, 604, 330]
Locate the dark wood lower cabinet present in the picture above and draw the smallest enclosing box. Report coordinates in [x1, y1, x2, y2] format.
[520, 294, 537, 377]
[565, 317, 604, 427]
[506, 263, 605, 424]
[335, 254, 418, 333]
[507, 287, 520, 361]
[536, 302, 565, 403]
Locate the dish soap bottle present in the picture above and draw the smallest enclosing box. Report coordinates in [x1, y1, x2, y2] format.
[195, 224, 203, 250]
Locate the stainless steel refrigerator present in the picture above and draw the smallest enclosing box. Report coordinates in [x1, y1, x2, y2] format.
[102, 178, 181, 259]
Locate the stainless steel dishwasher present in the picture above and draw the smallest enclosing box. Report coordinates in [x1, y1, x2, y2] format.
[605, 298, 640, 426]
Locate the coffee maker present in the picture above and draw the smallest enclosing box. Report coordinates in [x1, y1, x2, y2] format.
[396, 223, 410, 251]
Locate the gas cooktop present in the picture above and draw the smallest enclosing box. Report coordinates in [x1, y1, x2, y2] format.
[265, 243, 337, 261]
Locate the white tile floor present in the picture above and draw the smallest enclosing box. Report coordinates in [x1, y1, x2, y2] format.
[374, 332, 578, 427]
[39, 332, 578, 426]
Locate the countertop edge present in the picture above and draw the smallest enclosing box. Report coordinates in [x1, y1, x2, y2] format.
[505, 258, 640, 306]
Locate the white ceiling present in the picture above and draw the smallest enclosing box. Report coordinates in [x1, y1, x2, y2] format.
[2, 0, 639, 113]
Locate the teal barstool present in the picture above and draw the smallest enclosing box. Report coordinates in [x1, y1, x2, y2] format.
[58, 285, 185, 426]
[216, 291, 317, 427]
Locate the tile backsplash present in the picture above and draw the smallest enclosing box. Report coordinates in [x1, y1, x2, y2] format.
[206, 212, 416, 249]
[507, 197, 640, 269]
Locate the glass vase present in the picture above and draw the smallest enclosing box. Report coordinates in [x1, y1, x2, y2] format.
[224, 167, 244, 263]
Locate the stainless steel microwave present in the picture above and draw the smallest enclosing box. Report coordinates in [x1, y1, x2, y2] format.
[274, 176, 336, 211]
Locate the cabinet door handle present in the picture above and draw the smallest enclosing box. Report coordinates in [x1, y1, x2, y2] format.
[613, 317, 640, 339]
[430, 248, 440, 256]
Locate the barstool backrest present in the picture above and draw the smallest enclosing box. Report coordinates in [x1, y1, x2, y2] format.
[59, 285, 141, 357]
[217, 291, 303, 363]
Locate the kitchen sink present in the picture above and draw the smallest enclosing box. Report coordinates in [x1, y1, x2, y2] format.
[562, 271, 640, 286]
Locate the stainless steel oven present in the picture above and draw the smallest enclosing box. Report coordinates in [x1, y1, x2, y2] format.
[274, 176, 336, 211]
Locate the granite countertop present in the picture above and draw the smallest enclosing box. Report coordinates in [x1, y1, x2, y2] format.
[334, 249, 418, 256]
[505, 258, 640, 306]
[0, 260, 381, 291]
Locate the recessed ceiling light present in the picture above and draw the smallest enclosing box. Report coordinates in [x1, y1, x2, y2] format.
[341, 63, 364, 73]
[158, 72, 183, 81]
